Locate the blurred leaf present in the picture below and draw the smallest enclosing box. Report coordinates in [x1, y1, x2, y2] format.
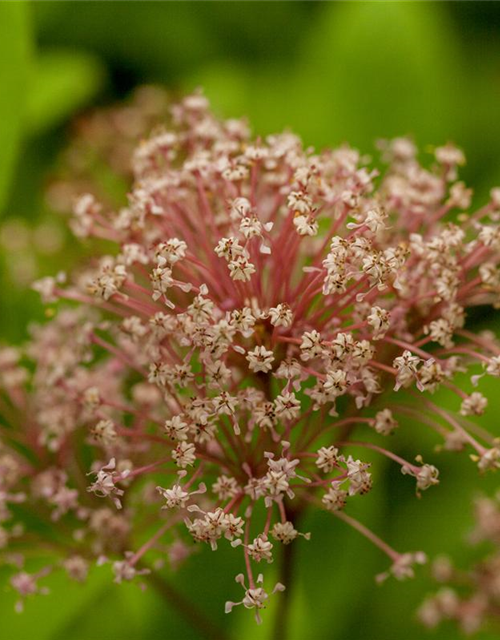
[279, 5, 422, 147]
[0, 3, 31, 214]
[26, 50, 106, 135]
[460, 65, 500, 200]
[32, 3, 217, 83]
[32, 2, 318, 85]
[289, 2, 462, 149]
[189, 2, 463, 156]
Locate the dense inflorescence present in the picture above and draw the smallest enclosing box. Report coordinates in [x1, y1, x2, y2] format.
[1, 92, 500, 621]
[419, 493, 500, 635]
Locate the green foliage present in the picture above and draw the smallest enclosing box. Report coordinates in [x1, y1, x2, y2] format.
[289, 2, 460, 147]
[25, 50, 106, 135]
[0, 3, 31, 214]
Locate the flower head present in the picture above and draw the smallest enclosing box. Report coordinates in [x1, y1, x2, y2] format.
[0, 92, 499, 623]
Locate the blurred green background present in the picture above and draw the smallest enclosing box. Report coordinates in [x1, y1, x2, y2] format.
[1, 2, 500, 639]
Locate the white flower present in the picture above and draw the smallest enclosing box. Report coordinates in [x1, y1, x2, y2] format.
[240, 216, 262, 239]
[393, 350, 421, 390]
[63, 556, 89, 583]
[228, 257, 256, 282]
[479, 262, 499, 287]
[376, 551, 427, 583]
[287, 191, 312, 214]
[212, 392, 238, 416]
[155, 238, 187, 265]
[91, 419, 117, 445]
[222, 513, 244, 541]
[330, 332, 355, 360]
[401, 461, 440, 493]
[212, 475, 239, 500]
[424, 319, 454, 349]
[150, 266, 173, 300]
[474, 447, 500, 472]
[157, 484, 189, 509]
[460, 392, 487, 416]
[447, 182, 472, 209]
[293, 214, 318, 236]
[323, 369, 348, 398]
[274, 392, 301, 421]
[164, 416, 190, 441]
[215, 237, 245, 261]
[346, 457, 372, 495]
[373, 409, 398, 436]
[205, 360, 232, 387]
[230, 307, 256, 336]
[230, 197, 252, 219]
[316, 446, 340, 473]
[300, 330, 323, 361]
[348, 206, 388, 235]
[274, 358, 302, 383]
[246, 346, 275, 373]
[271, 522, 298, 544]
[418, 359, 446, 393]
[172, 442, 196, 468]
[87, 264, 127, 300]
[367, 306, 390, 339]
[322, 482, 347, 511]
[486, 356, 500, 376]
[268, 303, 293, 328]
[112, 558, 150, 584]
[32, 273, 66, 303]
[87, 458, 125, 509]
[247, 535, 273, 563]
[225, 574, 285, 624]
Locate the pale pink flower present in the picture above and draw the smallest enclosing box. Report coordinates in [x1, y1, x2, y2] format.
[0, 92, 498, 625]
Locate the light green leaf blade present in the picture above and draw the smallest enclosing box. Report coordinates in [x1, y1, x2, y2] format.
[0, 3, 31, 214]
[25, 49, 106, 135]
[280, 2, 461, 150]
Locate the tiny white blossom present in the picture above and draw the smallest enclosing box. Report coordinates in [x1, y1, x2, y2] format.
[274, 392, 301, 421]
[164, 416, 190, 441]
[373, 409, 398, 436]
[460, 392, 487, 416]
[228, 257, 256, 282]
[247, 535, 273, 563]
[268, 303, 293, 328]
[316, 446, 340, 473]
[246, 346, 275, 373]
[172, 442, 196, 468]
[322, 482, 347, 511]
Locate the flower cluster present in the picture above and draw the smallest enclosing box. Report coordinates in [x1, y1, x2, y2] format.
[419, 492, 500, 635]
[1, 92, 500, 622]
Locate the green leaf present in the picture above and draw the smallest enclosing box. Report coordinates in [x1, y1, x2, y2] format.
[0, 3, 31, 214]
[25, 50, 106, 135]
[188, 2, 463, 157]
[294, 2, 461, 150]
